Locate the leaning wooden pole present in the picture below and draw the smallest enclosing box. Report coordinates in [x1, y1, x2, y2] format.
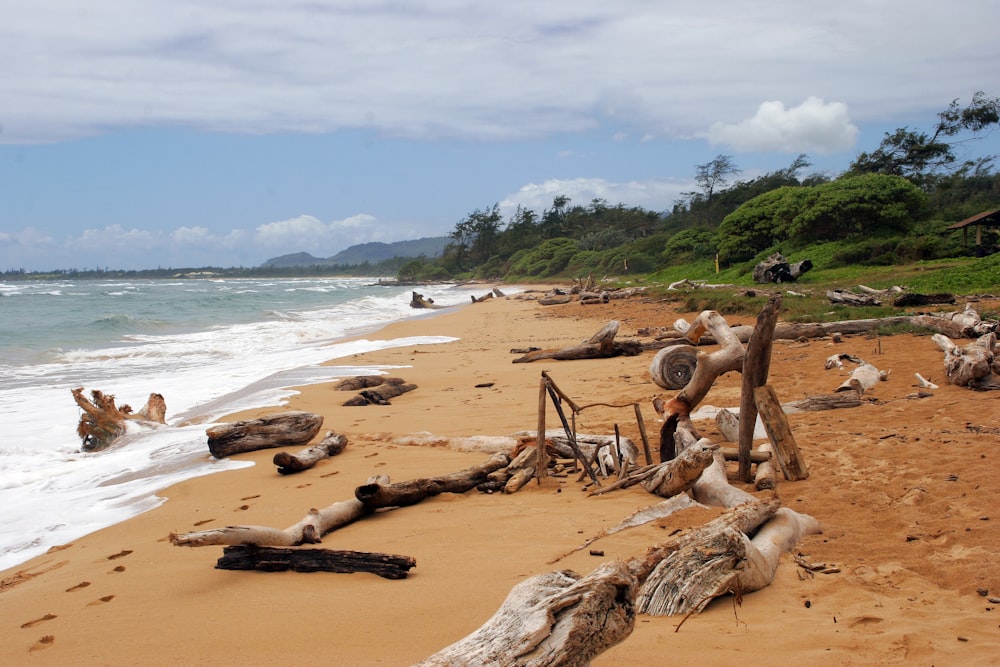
[536, 376, 548, 482]
[738, 295, 781, 482]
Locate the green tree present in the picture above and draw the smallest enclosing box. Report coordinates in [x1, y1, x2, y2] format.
[849, 91, 1000, 184]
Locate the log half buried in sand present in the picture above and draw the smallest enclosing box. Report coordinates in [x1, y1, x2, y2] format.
[931, 332, 1000, 389]
[215, 546, 416, 579]
[272, 431, 348, 474]
[206, 411, 323, 458]
[72, 387, 168, 452]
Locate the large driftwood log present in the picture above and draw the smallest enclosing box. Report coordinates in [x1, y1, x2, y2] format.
[170, 475, 390, 547]
[215, 546, 416, 579]
[512, 321, 642, 363]
[355, 452, 510, 508]
[410, 291, 446, 309]
[72, 387, 167, 452]
[206, 411, 323, 458]
[416, 561, 637, 667]
[272, 431, 348, 474]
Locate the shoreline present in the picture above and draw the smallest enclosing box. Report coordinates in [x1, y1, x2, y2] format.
[2, 293, 998, 665]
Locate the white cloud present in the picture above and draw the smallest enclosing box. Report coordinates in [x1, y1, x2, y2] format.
[707, 97, 860, 154]
[0, 2, 995, 144]
[500, 177, 693, 215]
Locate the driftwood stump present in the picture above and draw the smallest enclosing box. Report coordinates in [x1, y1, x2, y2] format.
[72, 387, 167, 452]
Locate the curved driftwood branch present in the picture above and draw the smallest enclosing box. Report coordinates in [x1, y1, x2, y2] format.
[273, 431, 348, 474]
[512, 321, 642, 363]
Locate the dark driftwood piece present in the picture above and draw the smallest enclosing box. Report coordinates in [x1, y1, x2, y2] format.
[342, 382, 417, 406]
[738, 295, 781, 481]
[893, 292, 956, 307]
[273, 431, 348, 474]
[752, 252, 812, 283]
[334, 375, 407, 391]
[512, 320, 642, 363]
[355, 452, 510, 508]
[72, 387, 167, 452]
[410, 291, 446, 309]
[206, 411, 323, 458]
[215, 545, 416, 579]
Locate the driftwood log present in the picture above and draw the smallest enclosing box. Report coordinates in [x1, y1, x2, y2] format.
[356, 452, 510, 508]
[206, 411, 323, 458]
[273, 431, 348, 474]
[215, 546, 416, 579]
[72, 387, 167, 452]
[513, 321, 642, 363]
[752, 252, 812, 283]
[931, 332, 1000, 389]
[410, 291, 446, 309]
[738, 295, 781, 481]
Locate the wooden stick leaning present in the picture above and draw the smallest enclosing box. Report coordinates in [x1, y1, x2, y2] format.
[738, 295, 781, 481]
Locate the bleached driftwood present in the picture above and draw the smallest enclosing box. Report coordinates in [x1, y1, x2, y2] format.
[931, 332, 1000, 390]
[273, 431, 347, 474]
[170, 475, 390, 547]
[72, 387, 167, 452]
[416, 561, 637, 667]
[829, 356, 890, 394]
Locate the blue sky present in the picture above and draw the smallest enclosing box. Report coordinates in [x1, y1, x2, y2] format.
[1, 1, 998, 271]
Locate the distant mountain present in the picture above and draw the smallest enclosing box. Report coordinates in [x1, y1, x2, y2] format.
[262, 236, 450, 268]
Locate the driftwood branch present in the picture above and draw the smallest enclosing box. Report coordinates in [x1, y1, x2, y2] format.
[273, 431, 348, 474]
[355, 452, 510, 508]
[932, 332, 1000, 389]
[512, 321, 642, 363]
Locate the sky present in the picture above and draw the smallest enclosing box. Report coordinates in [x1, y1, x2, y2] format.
[1, 1, 999, 272]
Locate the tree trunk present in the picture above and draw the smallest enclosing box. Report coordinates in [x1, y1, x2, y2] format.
[206, 411, 323, 458]
[273, 431, 348, 474]
[72, 387, 167, 452]
[215, 546, 416, 579]
[355, 452, 510, 508]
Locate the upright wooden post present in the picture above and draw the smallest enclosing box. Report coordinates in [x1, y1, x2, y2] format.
[738, 295, 782, 482]
[536, 376, 548, 482]
[753, 384, 809, 481]
[633, 403, 653, 465]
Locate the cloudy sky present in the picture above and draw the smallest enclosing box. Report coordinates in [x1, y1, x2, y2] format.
[1, 1, 998, 271]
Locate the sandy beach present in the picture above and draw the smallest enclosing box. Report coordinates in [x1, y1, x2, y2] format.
[2, 290, 998, 666]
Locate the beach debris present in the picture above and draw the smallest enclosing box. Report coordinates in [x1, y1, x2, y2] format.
[273, 431, 348, 475]
[512, 320, 642, 363]
[931, 331, 1000, 389]
[215, 545, 416, 579]
[335, 375, 417, 406]
[206, 411, 323, 458]
[356, 452, 509, 508]
[588, 439, 715, 498]
[752, 252, 813, 283]
[893, 292, 956, 307]
[71, 387, 167, 452]
[421, 497, 819, 665]
[914, 373, 939, 389]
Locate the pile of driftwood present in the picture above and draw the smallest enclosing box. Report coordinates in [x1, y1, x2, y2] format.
[334, 375, 416, 405]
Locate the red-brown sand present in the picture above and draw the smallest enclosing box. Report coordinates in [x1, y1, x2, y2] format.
[1, 290, 998, 665]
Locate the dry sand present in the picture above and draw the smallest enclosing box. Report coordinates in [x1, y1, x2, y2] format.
[2, 290, 999, 665]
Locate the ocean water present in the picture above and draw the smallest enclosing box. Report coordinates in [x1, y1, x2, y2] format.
[0, 276, 482, 573]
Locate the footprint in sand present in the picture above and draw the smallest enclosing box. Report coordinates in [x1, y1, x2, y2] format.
[20, 614, 56, 628]
[87, 595, 115, 607]
[106, 549, 132, 560]
[65, 581, 91, 592]
[29, 635, 55, 652]
[110, 565, 126, 573]
[193, 518, 215, 526]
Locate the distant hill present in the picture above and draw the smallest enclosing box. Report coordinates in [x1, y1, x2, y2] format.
[262, 236, 450, 268]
